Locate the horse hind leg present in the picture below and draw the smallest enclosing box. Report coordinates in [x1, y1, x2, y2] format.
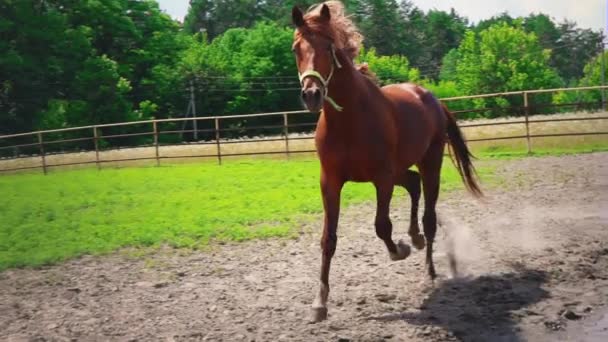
[418, 144, 444, 280]
[374, 178, 411, 261]
[397, 169, 425, 250]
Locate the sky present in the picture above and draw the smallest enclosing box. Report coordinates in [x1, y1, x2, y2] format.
[156, 0, 606, 32]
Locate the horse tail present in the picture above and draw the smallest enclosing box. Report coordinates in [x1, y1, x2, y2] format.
[442, 103, 483, 197]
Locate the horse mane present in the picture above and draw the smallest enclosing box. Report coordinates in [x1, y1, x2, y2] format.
[355, 63, 380, 84]
[304, 1, 363, 61]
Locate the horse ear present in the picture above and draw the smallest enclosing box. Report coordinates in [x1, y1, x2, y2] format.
[320, 4, 331, 22]
[292, 6, 305, 27]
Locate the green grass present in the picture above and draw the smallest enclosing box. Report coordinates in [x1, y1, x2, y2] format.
[0, 158, 495, 270]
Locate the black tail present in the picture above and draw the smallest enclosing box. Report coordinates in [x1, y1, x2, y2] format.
[442, 103, 483, 197]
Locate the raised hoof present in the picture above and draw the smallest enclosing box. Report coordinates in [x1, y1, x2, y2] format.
[309, 306, 328, 323]
[410, 233, 426, 250]
[390, 240, 411, 261]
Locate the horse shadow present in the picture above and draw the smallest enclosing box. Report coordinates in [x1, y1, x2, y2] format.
[369, 263, 549, 341]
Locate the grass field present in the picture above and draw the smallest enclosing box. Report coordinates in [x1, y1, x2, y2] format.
[0, 158, 499, 270]
[1, 111, 607, 271]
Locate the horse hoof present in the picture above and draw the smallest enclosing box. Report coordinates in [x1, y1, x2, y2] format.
[309, 307, 328, 323]
[411, 234, 426, 250]
[428, 266, 437, 280]
[390, 240, 411, 261]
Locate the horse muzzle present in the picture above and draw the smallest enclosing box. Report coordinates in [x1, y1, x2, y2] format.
[301, 86, 324, 113]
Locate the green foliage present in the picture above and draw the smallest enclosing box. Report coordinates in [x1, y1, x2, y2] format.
[175, 22, 300, 137]
[420, 80, 479, 114]
[0, 158, 486, 269]
[551, 22, 603, 83]
[356, 46, 419, 84]
[475, 12, 517, 32]
[184, 0, 261, 38]
[419, 9, 468, 79]
[439, 49, 460, 82]
[449, 23, 563, 117]
[552, 51, 607, 111]
[456, 24, 562, 93]
[0, 0, 184, 138]
[356, 0, 403, 56]
[474, 12, 602, 84]
[421, 80, 460, 99]
[579, 51, 608, 88]
[0, 0, 602, 138]
[137, 100, 159, 120]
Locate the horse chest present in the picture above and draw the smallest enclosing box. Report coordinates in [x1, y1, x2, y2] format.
[317, 136, 392, 182]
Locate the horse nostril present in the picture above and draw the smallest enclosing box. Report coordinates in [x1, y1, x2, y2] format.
[301, 90, 307, 100]
[313, 88, 321, 100]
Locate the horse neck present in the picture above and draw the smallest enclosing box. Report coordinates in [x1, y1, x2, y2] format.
[323, 61, 367, 117]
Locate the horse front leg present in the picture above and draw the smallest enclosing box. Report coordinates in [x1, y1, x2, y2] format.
[310, 172, 343, 323]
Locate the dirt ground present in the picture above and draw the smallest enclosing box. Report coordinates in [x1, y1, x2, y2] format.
[1, 153, 607, 341]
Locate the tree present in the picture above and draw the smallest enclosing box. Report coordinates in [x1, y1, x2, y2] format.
[553, 51, 608, 110]
[551, 21, 603, 84]
[356, 0, 404, 56]
[0, 0, 187, 139]
[395, 1, 428, 69]
[456, 24, 562, 93]
[579, 51, 608, 86]
[0, 0, 77, 134]
[452, 23, 563, 116]
[475, 13, 603, 85]
[523, 13, 560, 49]
[177, 22, 301, 136]
[184, 0, 262, 39]
[356, 46, 419, 84]
[439, 49, 459, 82]
[475, 12, 515, 32]
[420, 8, 467, 79]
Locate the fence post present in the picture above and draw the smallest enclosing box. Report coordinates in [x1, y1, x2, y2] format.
[153, 121, 160, 167]
[523, 91, 532, 154]
[190, 81, 198, 141]
[93, 126, 100, 170]
[283, 113, 290, 159]
[215, 117, 222, 165]
[601, 39, 606, 111]
[37, 132, 47, 175]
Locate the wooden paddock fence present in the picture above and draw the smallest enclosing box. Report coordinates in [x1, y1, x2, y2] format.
[1, 85, 608, 174]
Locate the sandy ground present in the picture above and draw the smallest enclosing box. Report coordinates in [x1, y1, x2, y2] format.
[1, 153, 607, 341]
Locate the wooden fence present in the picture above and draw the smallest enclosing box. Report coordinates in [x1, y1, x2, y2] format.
[1, 85, 608, 174]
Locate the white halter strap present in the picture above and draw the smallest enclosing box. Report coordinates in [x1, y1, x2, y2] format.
[298, 45, 343, 111]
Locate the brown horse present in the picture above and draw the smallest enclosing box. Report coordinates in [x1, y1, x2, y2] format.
[291, 2, 482, 322]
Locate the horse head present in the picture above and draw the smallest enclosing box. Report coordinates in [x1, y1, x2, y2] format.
[291, 4, 342, 113]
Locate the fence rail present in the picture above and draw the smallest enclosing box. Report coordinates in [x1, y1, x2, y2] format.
[1, 85, 608, 174]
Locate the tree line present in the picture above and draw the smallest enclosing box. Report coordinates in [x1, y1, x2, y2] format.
[0, 0, 605, 146]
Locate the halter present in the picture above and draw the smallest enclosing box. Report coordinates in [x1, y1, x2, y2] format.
[298, 45, 343, 111]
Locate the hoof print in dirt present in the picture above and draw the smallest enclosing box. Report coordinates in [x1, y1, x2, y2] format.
[544, 320, 564, 331]
[561, 309, 582, 320]
[375, 294, 396, 303]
